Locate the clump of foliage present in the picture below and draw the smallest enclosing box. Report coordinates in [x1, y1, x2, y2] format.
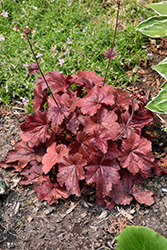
[1, 1, 167, 209]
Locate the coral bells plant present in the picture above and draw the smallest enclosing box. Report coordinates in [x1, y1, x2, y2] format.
[1, 1, 166, 209]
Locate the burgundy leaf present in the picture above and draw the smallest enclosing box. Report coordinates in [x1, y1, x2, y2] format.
[5, 141, 44, 169]
[66, 110, 86, 134]
[109, 169, 143, 206]
[89, 125, 111, 153]
[114, 88, 134, 111]
[154, 157, 167, 176]
[96, 197, 116, 210]
[104, 48, 117, 60]
[85, 155, 120, 198]
[36, 70, 68, 93]
[121, 104, 154, 138]
[0, 161, 22, 172]
[28, 63, 40, 76]
[120, 111, 140, 137]
[33, 83, 47, 111]
[131, 185, 154, 206]
[69, 131, 97, 161]
[42, 143, 69, 174]
[75, 70, 104, 93]
[104, 141, 120, 160]
[20, 160, 45, 185]
[35, 181, 70, 205]
[20, 110, 51, 143]
[118, 133, 155, 174]
[83, 108, 120, 141]
[77, 85, 115, 116]
[97, 107, 120, 140]
[57, 153, 87, 196]
[48, 93, 76, 125]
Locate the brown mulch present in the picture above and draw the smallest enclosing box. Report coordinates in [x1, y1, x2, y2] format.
[1, 39, 167, 250]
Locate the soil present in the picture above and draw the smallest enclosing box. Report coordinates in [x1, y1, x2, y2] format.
[1, 38, 167, 250]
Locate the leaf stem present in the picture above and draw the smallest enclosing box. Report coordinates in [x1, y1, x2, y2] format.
[25, 33, 59, 108]
[103, 0, 121, 85]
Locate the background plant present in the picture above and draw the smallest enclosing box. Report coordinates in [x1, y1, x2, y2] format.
[136, 1, 167, 123]
[0, 0, 160, 112]
[116, 226, 167, 250]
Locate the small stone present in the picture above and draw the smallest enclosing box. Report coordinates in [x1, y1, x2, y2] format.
[162, 188, 167, 192]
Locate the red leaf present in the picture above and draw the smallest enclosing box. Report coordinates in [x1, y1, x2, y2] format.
[42, 143, 68, 174]
[5, 141, 44, 169]
[97, 108, 120, 140]
[121, 104, 154, 138]
[131, 185, 154, 206]
[20, 160, 45, 185]
[104, 48, 117, 60]
[66, 110, 86, 134]
[89, 125, 111, 153]
[57, 153, 87, 196]
[85, 155, 120, 198]
[104, 141, 120, 160]
[33, 83, 47, 111]
[36, 70, 68, 93]
[118, 133, 154, 174]
[28, 63, 40, 76]
[20, 110, 51, 143]
[83, 108, 120, 141]
[76, 70, 104, 93]
[35, 181, 70, 205]
[48, 93, 76, 125]
[0, 161, 22, 172]
[115, 88, 133, 111]
[77, 85, 115, 116]
[109, 169, 143, 205]
[154, 157, 167, 176]
[96, 196, 116, 210]
[69, 131, 97, 161]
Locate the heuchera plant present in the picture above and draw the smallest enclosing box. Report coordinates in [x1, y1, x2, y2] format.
[1, 0, 167, 209]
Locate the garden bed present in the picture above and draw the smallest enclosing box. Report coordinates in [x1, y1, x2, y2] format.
[0, 38, 167, 250]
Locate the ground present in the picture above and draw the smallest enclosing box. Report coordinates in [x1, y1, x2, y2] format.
[0, 38, 167, 250]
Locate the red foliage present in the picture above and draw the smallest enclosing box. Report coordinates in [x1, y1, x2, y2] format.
[104, 48, 117, 60]
[1, 69, 158, 209]
[28, 63, 40, 76]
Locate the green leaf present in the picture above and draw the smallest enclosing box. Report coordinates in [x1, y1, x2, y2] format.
[160, 81, 167, 89]
[146, 89, 167, 113]
[116, 226, 167, 250]
[148, 2, 167, 15]
[136, 16, 167, 37]
[152, 57, 167, 79]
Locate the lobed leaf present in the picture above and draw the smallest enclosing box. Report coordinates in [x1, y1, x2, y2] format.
[20, 110, 51, 143]
[35, 181, 70, 205]
[42, 143, 69, 174]
[57, 153, 87, 196]
[85, 155, 120, 198]
[20, 160, 46, 185]
[36, 70, 68, 93]
[77, 85, 115, 116]
[5, 141, 45, 169]
[118, 133, 154, 174]
[28, 63, 40, 76]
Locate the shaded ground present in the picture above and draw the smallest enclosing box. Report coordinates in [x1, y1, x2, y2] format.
[0, 38, 167, 250]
